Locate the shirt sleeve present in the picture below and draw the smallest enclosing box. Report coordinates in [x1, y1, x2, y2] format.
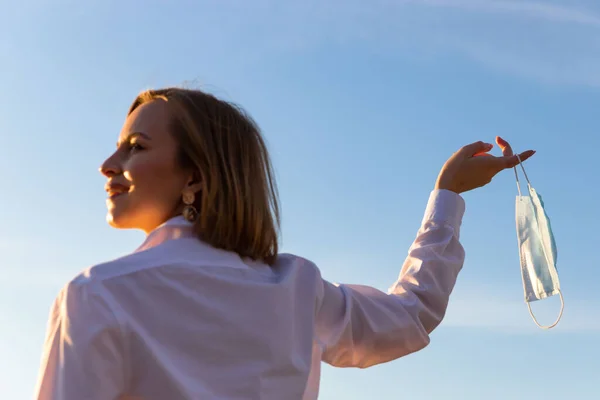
[316, 189, 466, 368]
[34, 281, 127, 399]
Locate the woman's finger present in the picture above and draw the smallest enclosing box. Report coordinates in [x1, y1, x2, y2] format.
[517, 150, 536, 163]
[459, 141, 494, 157]
[501, 150, 536, 169]
[496, 136, 514, 157]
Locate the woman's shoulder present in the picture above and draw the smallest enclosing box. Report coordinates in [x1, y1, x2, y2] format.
[65, 246, 164, 291]
[274, 252, 322, 276]
[61, 247, 323, 297]
[48, 253, 146, 329]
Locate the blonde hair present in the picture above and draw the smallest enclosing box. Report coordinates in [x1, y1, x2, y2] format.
[129, 88, 281, 265]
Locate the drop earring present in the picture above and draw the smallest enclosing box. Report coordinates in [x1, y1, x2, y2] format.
[182, 191, 198, 222]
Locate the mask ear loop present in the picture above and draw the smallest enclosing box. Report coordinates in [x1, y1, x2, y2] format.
[515, 153, 565, 329]
[527, 291, 564, 330]
[514, 154, 532, 196]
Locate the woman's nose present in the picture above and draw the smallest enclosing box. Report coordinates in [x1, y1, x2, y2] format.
[99, 154, 122, 178]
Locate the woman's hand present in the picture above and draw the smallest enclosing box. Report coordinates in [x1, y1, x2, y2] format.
[435, 136, 535, 194]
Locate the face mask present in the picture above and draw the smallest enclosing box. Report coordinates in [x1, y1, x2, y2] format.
[514, 155, 564, 329]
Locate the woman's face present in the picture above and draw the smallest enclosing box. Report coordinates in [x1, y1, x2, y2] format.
[100, 100, 192, 233]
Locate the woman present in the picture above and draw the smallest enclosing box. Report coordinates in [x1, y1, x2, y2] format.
[34, 88, 534, 400]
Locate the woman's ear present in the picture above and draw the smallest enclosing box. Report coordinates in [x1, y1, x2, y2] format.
[184, 173, 202, 195]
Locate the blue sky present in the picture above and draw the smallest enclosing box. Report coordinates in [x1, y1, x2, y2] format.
[1, 0, 599, 398]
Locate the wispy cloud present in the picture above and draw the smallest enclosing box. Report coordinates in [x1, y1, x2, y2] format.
[416, 0, 600, 26]
[405, 0, 600, 87]
[444, 284, 600, 334]
[8, 1, 600, 87]
[216, 0, 600, 88]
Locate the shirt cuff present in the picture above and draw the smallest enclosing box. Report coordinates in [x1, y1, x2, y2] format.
[422, 189, 466, 229]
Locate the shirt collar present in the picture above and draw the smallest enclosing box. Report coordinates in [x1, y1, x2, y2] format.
[135, 215, 196, 253]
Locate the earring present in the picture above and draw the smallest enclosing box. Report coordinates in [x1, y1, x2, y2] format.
[182, 191, 198, 222]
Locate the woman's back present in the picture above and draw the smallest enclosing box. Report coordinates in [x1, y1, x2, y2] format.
[37, 217, 325, 399]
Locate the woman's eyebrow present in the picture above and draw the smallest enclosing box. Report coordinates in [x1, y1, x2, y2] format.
[117, 132, 152, 147]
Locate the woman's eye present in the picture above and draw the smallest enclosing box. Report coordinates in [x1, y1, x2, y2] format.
[129, 143, 144, 152]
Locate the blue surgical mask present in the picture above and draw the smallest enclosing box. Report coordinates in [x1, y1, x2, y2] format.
[514, 155, 564, 329]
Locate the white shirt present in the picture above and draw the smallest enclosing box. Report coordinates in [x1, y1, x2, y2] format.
[34, 189, 465, 400]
